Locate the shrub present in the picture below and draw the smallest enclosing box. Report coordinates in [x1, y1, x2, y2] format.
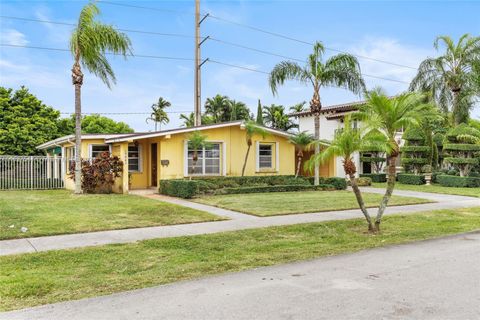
[359, 173, 387, 183]
[431, 172, 444, 184]
[443, 124, 480, 177]
[159, 180, 199, 198]
[401, 127, 430, 174]
[347, 177, 372, 187]
[307, 177, 347, 190]
[397, 173, 425, 185]
[216, 184, 335, 195]
[437, 175, 480, 188]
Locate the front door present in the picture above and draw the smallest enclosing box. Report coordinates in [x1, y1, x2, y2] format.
[151, 143, 158, 187]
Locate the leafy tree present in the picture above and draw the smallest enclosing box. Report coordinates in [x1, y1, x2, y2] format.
[147, 97, 170, 131]
[401, 127, 430, 174]
[357, 89, 426, 231]
[256, 99, 264, 125]
[263, 104, 297, 131]
[204, 94, 229, 123]
[180, 113, 214, 127]
[269, 41, 365, 185]
[410, 34, 480, 125]
[228, 100, 251, 121]
[306, 115, 386, 231]
[289, 101, 306, 113]
[0, 87, 62, 155]
[289, 131, 314, 178]
[241, 121, 268, 176]
[70, 1, 132, 193]
[58, 114, 134, 134]
[187, 130, 209, 178]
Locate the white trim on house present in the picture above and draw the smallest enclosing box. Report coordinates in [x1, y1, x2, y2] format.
[184, 140, 224, 177]
[275, 141, 280, 172]
[222, 142, 227, 176]
[255, 141, 260, 172]
[88, 144, 112, 159]
[127, 144, 143, 173]
[37, 134, 131, 150]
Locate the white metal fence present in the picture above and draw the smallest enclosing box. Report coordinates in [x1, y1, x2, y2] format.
[0, 156, 65, 190]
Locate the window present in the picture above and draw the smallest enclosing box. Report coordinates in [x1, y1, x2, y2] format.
[187, 143, 220, 175]
[90, 145, 110, 158]
[258, 144, 273, 169]
[128, 145, 141, 172]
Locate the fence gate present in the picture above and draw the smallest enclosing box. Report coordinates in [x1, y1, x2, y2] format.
[0, 156, 65, 190]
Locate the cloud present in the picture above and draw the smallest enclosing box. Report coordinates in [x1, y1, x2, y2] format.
[1, 29, 29, 46]
[34, 8, 72, 44]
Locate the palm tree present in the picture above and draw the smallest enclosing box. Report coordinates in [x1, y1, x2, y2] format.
[241, 121, 268, 176]
[289, 131, 314, 178]
[262, 104, 284, 128]
[187, 130, 209, 178]
[180, 113, 195, 127]
[70, 2, 132, 194]
[306, 115, 385, 231]
[357, 89, 426, 231]
[228, 100, 251, 121]
[146, 97, 170, 131]
[205, 94, 229, 123]
[269, 41, 365, 185]
[289, 101, 306, 113]
[410, 34, 480, 125]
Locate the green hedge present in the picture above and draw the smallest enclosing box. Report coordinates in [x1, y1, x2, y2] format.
[443, 144, 480, 151]
[306, 177, 347, 190]
[437, 175, 480, 188]
[360, 156, 386, 163]
[359, 173, 387, 183]
[397, 173, 425, 185]
[159, 180, 199, 199]
[192, 175, 311, 188]
[444, 157, 479, 165]
[401, 158, 429, 165]
[400, 146, 431, 152]
[216, 184, 335, 195]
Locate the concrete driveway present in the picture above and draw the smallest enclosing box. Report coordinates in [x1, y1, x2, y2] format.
[2, 231, 479, 320]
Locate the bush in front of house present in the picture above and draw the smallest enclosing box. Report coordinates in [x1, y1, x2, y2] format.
[215, 184, 335, 195]
[397, 173, 426, 185]
[159, 179, 199, 199]
[436, 175, 480, 188]
[359, 173, 387, 183]
[306, 177, 347, 190]
[192, 175, 311, 188]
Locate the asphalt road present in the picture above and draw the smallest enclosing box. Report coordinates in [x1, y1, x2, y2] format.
[3, 231, 480, 320]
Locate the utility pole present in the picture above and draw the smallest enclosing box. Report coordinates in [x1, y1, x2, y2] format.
[194, 0, 209, 127]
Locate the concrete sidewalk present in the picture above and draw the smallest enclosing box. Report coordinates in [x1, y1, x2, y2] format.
[3, 231, 479, 320]
[1, 189, 478, 256]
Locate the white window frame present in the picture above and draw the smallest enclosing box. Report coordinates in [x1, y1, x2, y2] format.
[256, 142, 279, 172]
[88, 144, 111, 159]
[184, 140, 225, 177]
[128, 144, 143, 173]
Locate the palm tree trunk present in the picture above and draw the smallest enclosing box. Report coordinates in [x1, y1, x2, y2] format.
[72, 61, 83, 194]
[314, 113, 320, 185]
[295, 154, 303, 178]
[375, 154, 397, 231]
[349, 173, 373, 231]
[155, 122, 158, 131]
[241, 144, 251, 177]
[452, 90, 462, 125]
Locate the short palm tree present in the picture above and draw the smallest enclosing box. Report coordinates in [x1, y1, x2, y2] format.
[410, 34, 480, 125]
[228, 100, 251, 121]
[289, 131, 314, 178]
[269, 41, 365, 185]
[289, 101, 306, 113]
[187, 130, 209, 178]
[146, 97, 170, 131]
[180, 113, 195, 127]
[306, 115, 385, 231]
[357, 89, 427, 231]
[262, 104, 284, 128]
[241, 121, 268, 176]
[70, 2, 132, 194]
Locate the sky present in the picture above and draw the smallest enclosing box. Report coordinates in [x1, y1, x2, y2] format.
[1, 0, 479, 132]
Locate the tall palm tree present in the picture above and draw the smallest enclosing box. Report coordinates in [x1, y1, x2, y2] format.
[205, 94, 229, 123]
[269, 41, 365, 185]
[306, 115, 386, 231]
[241, 121, 267, 176]
[410, 34, 480, 125]
[180, 113, 195, 127]
[70, 2, 132, 194]
[146, 97, 170, 131]
[289, 131, 314, 178]
[228, 100, 251, 121]
[357, 89, 426, 231]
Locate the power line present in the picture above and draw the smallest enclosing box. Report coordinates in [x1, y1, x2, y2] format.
[98, 0, 195, 16]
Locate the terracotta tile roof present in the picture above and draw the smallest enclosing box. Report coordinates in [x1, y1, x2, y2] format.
[289, 100, 368, 118]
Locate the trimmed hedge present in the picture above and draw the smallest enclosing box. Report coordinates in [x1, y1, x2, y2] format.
[400, 146, 431, 152]
[306, 177, 347, 190]
[437, 175, 480, 188]
[444, 157, 478, 165]
[192, 175, 311, 188]
[215, 184, 335, 195]
[443, 144, 480, 151]
[401, 158, 429, 165]
[359, 173, 387, 183]
[397, 173, 425, 185]
[159, 180, 199, 199]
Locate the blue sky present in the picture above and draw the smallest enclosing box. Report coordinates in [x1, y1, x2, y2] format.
[1, 0, 479, 131]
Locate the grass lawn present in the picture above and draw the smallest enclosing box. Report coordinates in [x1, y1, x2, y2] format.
[371, 182, 480, 198]
[0, 190, 223, 240]
[1, 207, 480, 311]
[193, 190, 431, 216]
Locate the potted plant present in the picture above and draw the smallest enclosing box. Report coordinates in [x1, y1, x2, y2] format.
[422, 165, 433, 185]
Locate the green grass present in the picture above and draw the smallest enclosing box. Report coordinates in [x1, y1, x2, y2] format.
[371, 182, 480, 198]
[0, 190, 223, 240]
[1, 207, 480, 311]
[194, 190, 431, 216]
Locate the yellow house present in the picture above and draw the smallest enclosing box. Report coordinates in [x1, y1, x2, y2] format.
[37, 121, 328, 193]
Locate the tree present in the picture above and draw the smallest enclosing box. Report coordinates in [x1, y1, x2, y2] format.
[241, 121, 267, 176]
[205, 94, 229, 123]
[58, 114, 134, 135]
[357, 89, 426, 231]
[289, 131, 314, 178]
[228, 100, 251, 121]
[256, 99, 264, 125]
[187, 130, 209, 178]
[263, 104, 297, 131]
[400, 127, 430, 174]
[410, 34, 480, 125]
[289, 101, 306, 113]
[0, 87, 62, 155]
[269, 41, 365, 185]
[443, 124, 480, 176]
[70, 1, 132, 194]
[306, 115, 385, 231]
[147, 97, 170, 131]
[180, 113, 214, 127]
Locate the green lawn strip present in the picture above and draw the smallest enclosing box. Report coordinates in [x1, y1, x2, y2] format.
[0, 190, 223, 240]
[193, 191, 431, 216]
[371, 182, 480, 198]
[2, 207, 480, 311]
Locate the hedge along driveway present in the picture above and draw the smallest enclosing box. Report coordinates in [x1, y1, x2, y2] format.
[0, 190, 224, 240]
[193, 191, 431, 216]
